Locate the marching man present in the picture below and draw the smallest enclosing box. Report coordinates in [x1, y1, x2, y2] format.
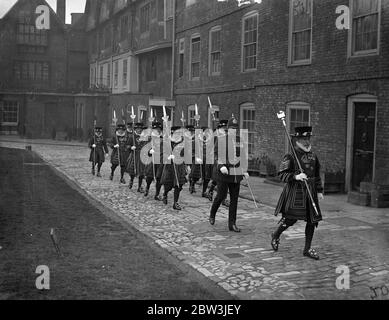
[88, 126, 109, 177]
[109, 124, 128, 183]
[271, 126, 324, 260]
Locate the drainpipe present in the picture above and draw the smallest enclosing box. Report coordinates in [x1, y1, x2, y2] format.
[170, 0, 176, 101]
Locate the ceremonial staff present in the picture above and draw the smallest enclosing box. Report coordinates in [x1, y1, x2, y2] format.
[149, 108, 156, 181]
[113, 110, 120, 168]
[163, 106, 179, 187]
[130, 106, 137, 176]
[194, 104, 203, 181]
[276, 110, 319, 217]
[93, 116, 97, 172]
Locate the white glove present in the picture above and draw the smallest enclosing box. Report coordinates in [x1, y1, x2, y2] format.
[149, 149, 155, 154]
[243, 172, 250, 179]
[220, 166, 228, 175]
[168, 154, 175, 160]
[196, 157, 203, 164]
[92, 144, 96, 148]
[131, 146, 136, 151]
[187, 166, 191, 173]
[295, 173, 308, 181]
[105, 153, 109, 157]
[114, 144, 119, 148]
[318, 193, 324, 201]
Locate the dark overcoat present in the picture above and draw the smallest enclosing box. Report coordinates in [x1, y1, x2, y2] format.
[110, 135, 129, 166]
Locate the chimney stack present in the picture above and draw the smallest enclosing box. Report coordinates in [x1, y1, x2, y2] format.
[57, 0, 66, 24]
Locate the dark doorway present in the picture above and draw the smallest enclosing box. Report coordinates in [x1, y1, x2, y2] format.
[351, 102, 376, 191]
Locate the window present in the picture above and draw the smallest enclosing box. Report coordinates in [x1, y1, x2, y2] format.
[208, 105, 220, 129]
[123, 59, 128, 87]
[188, 105, 196, 125]
[107, 63, 111, 87]
[114, 61, 119, 87]
[14, 61, 49, 81]
[146, 56, 157, 81]
[190, 35, 201, 79]
[286, 102, 310, 150]
[140, 3, 151, 33]
[120, 15, 129, 41]
[138, 106, 147, 123]
[178, 38, 185, 78]
[90, 67, 95, 86]
[104, 25, 111, 49]
[0, 101, 19, 124]
[165, 0, 174, 19]
[100, 65, 104, 85]
[242, 12, 258, 71]
[240, 103, 256, 156]
[209, 27, 221, 75]
[17, 13, 47, 46]
[289, 0, 312, 65]
[350, 0, 380, 56]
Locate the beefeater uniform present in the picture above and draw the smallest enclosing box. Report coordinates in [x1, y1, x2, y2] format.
[144, 122, 163, 199]
[187, 125, 202, 194]
[110, 124, 129, 183]
[126, 123, 147, 192]
[271, 126, 323, 260]
[161, 126, 188, 210]
[88, 127, 109, 177]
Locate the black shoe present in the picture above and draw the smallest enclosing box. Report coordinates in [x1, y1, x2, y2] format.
[209, 217, 215, 225]
[162, 195, 168, 205]
[154, 195, 162, 201]
[303, 248, 320, 260]
[96, 172, 101, 178]
[222, 199, 230, 207]
[137, 187, 144, 193]
[92, 169, 95, 176]
[207, 191, 213, 202]
[202, 192, 208, 198]
[128, 181, 133, 189]
[229, 224, 241, 233]
[173, 203, 182, 210]
[271, 232, 280, 251]
[109, 174, 113, 181]
[144, 188, 149, 197]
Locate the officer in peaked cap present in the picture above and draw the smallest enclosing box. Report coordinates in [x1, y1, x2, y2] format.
[88, 126, 109, 177]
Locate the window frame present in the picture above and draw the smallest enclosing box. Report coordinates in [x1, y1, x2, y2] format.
[0, 100, 19, 125]
[178, 38, 185, 78]
[240, 103, 256, 157]
[190, 34, 201, 80]
[122, 59, 128, 88]
[348, 0, 381, 57]
[187, 105, 196, 126]
[288, 0, 313, 66]
[209, 26, 222, 76]
[140, 3, 151, 34]
[114, 61, 119, 88]
[241, 11, 258, 73]
[285, 102, 311, 152]
[208, 105, 220, 129]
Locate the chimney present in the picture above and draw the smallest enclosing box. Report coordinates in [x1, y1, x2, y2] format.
[57, 0, 66, 24]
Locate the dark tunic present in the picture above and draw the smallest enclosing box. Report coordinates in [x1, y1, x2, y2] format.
[88, 135, 108, 164]
[144, 136, 163, 180]
[213, 133, 244, 184]
[110, 135, 129, 166]
[188, 136, 202, 180]
[161, 140, 188, 187]
[126, 133, 147, 176]
[274, 149, 323, 224]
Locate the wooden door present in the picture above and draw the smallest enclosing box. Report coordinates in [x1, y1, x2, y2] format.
[352, 102, 376, 190]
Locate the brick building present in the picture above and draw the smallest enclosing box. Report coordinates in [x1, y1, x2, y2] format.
[84, 0, 175, 135]
[0, 0, 90, 139]
[173, 0, 389, 197]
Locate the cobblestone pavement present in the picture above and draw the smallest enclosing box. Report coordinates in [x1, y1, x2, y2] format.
[2, 139, 389, 300]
